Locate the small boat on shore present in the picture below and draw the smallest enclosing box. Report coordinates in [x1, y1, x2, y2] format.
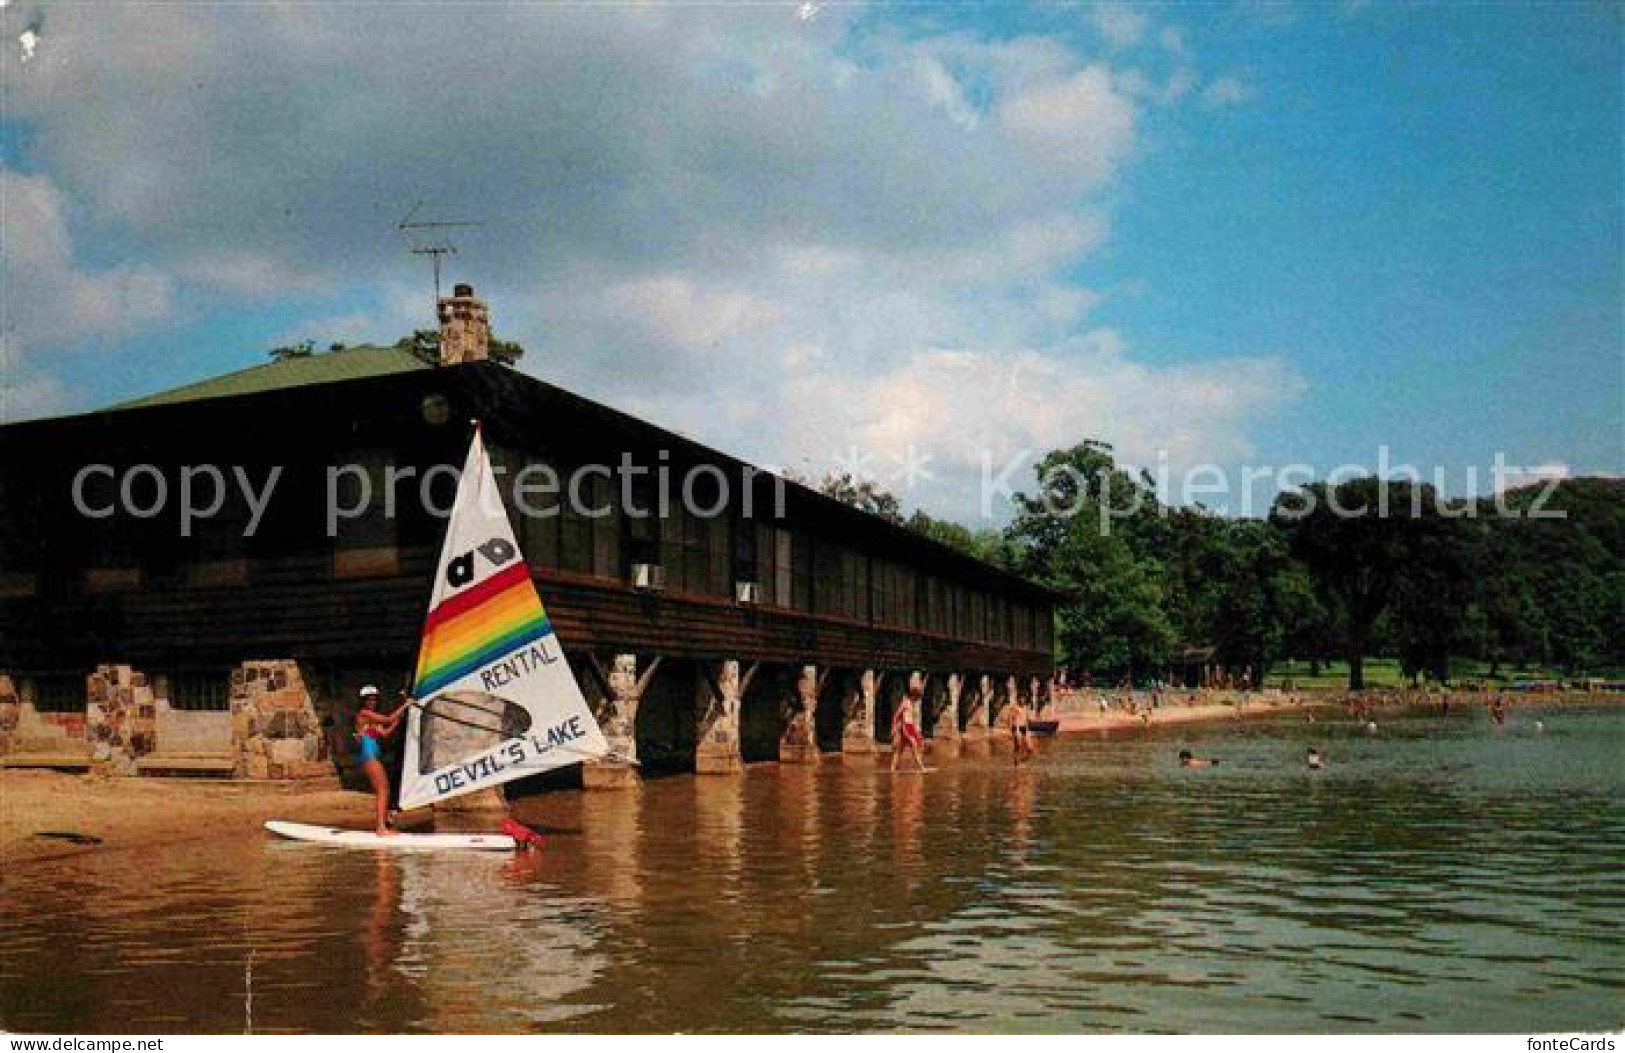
[1027, 719, 1060, 737]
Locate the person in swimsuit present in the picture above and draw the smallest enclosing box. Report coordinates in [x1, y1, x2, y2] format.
[1178, 749, 1219, 769]
[1009, 692, 1035, 766]
[355, 685, 407, 835]
[890, 686, 928, 773]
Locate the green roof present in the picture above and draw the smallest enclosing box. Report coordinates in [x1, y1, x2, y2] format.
[113, 345, 432, 410]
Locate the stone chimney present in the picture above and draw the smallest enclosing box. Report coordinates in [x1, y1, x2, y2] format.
[437, 282, 490, 365]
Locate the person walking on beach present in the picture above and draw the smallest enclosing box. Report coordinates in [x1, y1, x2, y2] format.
[890, 685, 928, 773]
[355, 685, 407, 835]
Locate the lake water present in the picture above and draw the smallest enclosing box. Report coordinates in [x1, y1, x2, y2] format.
[2, 704, 1620, 1033]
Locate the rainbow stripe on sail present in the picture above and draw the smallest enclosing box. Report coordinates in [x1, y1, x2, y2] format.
[413, 562, 552, 698]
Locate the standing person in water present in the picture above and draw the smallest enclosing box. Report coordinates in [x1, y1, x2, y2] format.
[354, 685, 408, 835]
[1008, 690, 1036, 766]
[890, 683, 929, 774]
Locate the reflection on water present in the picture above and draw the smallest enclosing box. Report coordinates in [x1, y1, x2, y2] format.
[2, 705, 1621, 1033]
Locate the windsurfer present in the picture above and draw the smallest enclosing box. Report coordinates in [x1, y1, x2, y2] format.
[355, 685, 408, 835]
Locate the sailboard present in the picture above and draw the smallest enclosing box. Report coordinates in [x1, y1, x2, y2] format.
[266, 424, 609, 850]
[398, 424, 610, 811]
[264, 820, 516, 851]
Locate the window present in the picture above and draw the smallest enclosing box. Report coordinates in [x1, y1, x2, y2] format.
[773, 528, 792, 607]
[515, 454, 560, 568]
[590, 475, 621, 580]
[732, 517, 760, 587]
[814, 540, 841, 617]
[846, 551, 868, 622]
[559, 465, 595, 575]
[30, 674, 84, 714]
[166, 670, 231, 712]
[791, 531, 813, 611]
[683, 506, 710, 595]
[705, 513, 730, 596]
[623, 467, 659, 573]
[332, 450, 398, 580]
[659, 500, 687, 591]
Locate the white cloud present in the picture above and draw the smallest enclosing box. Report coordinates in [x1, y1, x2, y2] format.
[604, 276, 783, 352]
[0, 168, 174, 421]
[1092, 3, 1149, 51]
[998, 66, 1137, 185]
[0, 6, 1306, 522]
[1201, 75, 1254, 108]
[777, 333, 1306, 520]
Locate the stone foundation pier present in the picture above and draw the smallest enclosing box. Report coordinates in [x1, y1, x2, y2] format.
[932, 672, 964, 759]
[696, 659, 752, 774]
[779, 664, 822, 764]
[583, 654, 661, 790]
[841, 669, 880, 754]
[961, 673, 994, 752]
[229, 660, 329, 780]
[0, 675, 21, 755]
[87, 664, 157, 776]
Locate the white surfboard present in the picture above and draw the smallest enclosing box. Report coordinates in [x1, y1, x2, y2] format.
[264, 820, 517, 851]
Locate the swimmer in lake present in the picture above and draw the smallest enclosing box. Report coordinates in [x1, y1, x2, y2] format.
[1307, 746, 1324, 770]
[1178, 749, 1218, 769]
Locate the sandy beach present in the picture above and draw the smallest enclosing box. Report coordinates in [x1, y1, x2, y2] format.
[0, 770, 368, 867]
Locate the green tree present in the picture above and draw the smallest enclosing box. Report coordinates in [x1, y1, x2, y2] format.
[1271, 476, 1461, 690]
[905, 510, 1019, 569]
[268, 339, 314, 361]
[819, 472, 905, 524]
[1007, 443, 1174, 677]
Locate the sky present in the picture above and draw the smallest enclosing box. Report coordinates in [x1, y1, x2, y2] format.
[1, 1, 1620, 523]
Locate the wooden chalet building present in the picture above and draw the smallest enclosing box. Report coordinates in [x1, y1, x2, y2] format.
[0, 286, 1056, 785]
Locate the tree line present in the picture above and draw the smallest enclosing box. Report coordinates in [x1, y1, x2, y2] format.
[820, 444, 1624, 690]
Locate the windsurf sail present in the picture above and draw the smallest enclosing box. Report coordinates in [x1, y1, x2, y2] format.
[398, 425, 609, 810]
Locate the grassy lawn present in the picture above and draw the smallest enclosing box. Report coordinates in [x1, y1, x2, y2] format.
[1264, 658, 1594, 689]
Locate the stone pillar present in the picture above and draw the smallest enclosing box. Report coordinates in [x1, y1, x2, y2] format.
[962, 673, 993, 750]
[584, 654, 652, 790]
[696, 659, 745, 775]
[230, 660, 329, 780]
[87, 664, 157, 776]
[780, 664, 821, 764]
[842, 669, 879, 754]
[0, 675, 19, 756]
[996, 674, 1020, 739]
[933, 672, 964, 758]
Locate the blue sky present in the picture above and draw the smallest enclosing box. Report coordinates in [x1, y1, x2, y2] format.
[1, 2, 1619, 521]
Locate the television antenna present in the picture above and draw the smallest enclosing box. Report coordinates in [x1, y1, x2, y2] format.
[397, 202, 483, 301]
